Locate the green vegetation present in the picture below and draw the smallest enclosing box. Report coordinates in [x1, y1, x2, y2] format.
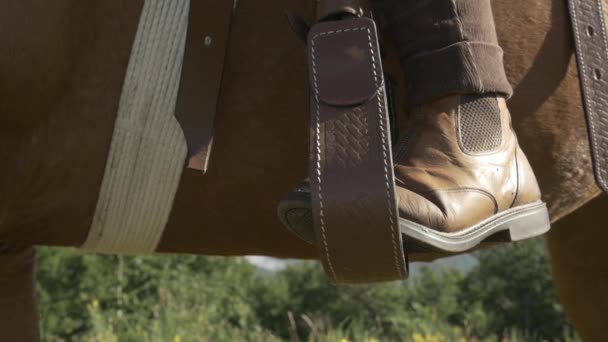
[37, 238, 578, 341]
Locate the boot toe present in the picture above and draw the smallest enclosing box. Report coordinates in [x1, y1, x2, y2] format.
[396, 186, 448, 231]
[396, 185, 498, 233]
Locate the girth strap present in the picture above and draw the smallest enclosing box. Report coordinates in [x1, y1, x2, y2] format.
[568, 0, 608, 193]
[307, 9, 407, 282]
[82, 0, 191, 254]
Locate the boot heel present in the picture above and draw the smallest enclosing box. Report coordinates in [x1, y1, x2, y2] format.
[508, 205, 551, 241]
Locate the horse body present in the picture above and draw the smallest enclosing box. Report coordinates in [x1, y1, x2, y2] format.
[494, 0, 601, 219]
[1, 0, 607, 340]
[0, 1, 143, 247]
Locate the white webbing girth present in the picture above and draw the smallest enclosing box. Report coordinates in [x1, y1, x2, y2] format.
[81, 0, 190, 254]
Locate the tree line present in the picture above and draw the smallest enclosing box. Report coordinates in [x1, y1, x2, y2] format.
[36, 238, 577, 341]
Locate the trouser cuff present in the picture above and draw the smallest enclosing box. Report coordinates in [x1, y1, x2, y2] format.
[402, 41, 513, 107]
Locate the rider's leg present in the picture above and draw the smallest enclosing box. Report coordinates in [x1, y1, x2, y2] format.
[375, 0, 512, 107]
[279, 0, 549, 255]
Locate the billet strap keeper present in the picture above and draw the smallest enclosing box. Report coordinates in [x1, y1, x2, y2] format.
[567, 0, 608, 194]
[308, 15, 407, 282]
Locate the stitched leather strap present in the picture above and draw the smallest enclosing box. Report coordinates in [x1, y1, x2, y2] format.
[174, 0, 233, 172]
[308, 16, 407, 283]
[568, 0, 608, 193]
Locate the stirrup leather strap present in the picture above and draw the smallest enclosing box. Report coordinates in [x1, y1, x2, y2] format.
[307, 14, 407, 283]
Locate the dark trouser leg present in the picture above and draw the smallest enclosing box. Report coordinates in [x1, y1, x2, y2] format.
[374, 0, 512, 107]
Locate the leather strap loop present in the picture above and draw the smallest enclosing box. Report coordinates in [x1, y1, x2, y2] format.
[314, 30, 381, 106]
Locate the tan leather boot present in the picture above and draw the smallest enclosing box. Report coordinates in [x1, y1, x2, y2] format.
[278, 94, 550, 254]
[393, 94, 549, 252]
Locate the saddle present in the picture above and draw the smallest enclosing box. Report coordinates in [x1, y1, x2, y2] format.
[174, 0, 608, 283]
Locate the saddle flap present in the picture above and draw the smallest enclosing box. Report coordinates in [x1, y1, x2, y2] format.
[308, 18, 382, 107]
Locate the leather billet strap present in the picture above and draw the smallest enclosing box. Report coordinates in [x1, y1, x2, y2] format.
[174, 0, 233, 172]
[568, 0, 608, 193]
[308, 16, 407, 283]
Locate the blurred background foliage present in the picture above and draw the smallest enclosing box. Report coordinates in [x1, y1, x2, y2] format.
[36, 238, 578, 341]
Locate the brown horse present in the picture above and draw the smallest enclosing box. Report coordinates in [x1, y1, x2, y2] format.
[0, 0, 606, 340]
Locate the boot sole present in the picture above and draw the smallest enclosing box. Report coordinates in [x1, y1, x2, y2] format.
[278, 192, 550, 254]
[398, 201, 550, 253]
